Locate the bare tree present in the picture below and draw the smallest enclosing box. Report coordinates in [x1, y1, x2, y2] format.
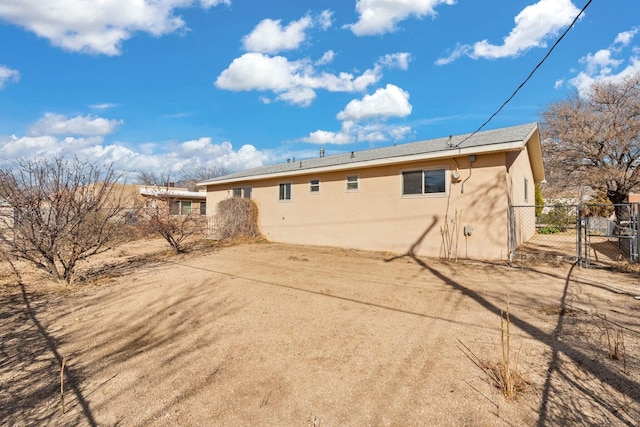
[0, 157, 129, 283]
[138, 189, 204, 254]
[180, 165, 228, 191]
[542, 73, 640, 221]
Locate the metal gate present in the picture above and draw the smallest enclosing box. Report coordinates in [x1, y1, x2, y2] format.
[509, 203, 640, 266]
[579, 203, 640, 266]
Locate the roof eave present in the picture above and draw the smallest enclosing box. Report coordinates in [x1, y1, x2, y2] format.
[201, 140, 527, 187]
[525, 127, 545, 183]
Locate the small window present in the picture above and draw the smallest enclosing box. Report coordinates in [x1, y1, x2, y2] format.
[402, 169, 446, 195]
[346, 175, 359, 191]
[310, 179, 320, 193]
[169, 200, 180, 215]
[232, 187, 252, 199]
[279, 183, 292, 200]
[169, 200, 192, 215]
[199, 202, 206, 215]
[181, 201, 192, 215]
[524, 178, 529, 203]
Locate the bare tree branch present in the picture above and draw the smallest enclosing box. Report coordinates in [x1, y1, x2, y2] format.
[542, 73, 640, 221]
[0, 157, 130, 283]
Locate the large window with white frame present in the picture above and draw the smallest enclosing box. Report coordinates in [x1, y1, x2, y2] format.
[402, 168, 447, 196]
[279, 182, 292, 201]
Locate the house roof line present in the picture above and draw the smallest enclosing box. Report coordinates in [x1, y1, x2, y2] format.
[140, 187, 206, 199]
[199, 122, 541, 187]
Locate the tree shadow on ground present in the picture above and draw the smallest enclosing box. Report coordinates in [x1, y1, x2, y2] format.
[0, 249, 188, 425]
[386, 218, 640, 426]
[0, 278, 97, 426]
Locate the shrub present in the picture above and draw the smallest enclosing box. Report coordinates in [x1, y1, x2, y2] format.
[538, 205, 574, 232]
[214, 198, 262, 241]
[537, 226, 560, 234]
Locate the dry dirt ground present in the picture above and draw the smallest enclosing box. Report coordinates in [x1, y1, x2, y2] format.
[1, 238, 640, 426]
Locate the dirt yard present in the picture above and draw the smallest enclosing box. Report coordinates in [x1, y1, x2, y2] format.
[1, 238, 639, 426]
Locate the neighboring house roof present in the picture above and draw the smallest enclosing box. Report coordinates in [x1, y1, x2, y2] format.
[140, 187, 206, 199]
[199, 122, 544, 186]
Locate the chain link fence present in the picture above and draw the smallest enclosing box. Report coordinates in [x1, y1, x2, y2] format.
[510, 204, 579, 264]
[510, 203, 640, 266]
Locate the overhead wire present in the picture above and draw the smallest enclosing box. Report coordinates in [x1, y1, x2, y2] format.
[455, 0, 593, 147]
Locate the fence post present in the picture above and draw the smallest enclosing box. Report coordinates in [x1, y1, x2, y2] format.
[576, 203, 583, 267]
[629, 202, 640, 263]
[508, 205, 515, 266]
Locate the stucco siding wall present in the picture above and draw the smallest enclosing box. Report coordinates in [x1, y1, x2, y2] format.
[207, 153, 513, 260]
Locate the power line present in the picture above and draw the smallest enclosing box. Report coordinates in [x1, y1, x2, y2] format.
[456, 0, 593, 147]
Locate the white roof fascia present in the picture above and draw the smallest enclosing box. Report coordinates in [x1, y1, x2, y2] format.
[204, 140, 526, 186]
[140, 187, 206, 199]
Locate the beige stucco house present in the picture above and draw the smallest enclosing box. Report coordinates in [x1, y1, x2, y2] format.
[139, 186, 207, 216]
[200, 123, 545, 260]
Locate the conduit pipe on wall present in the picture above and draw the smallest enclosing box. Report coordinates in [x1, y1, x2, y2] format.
[461, 155, 476, 194]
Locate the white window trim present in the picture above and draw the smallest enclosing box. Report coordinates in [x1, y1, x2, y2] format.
[309, 178, 320, 194]
[278, 182, 292, 202]
[345, 174, 359, 192]
[232, 186, 252, 199]
[400, 166, 449, 198]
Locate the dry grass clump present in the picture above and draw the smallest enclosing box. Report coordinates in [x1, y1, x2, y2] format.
[484, 300, 528, 399]
[598, 315, 628, 372]
[214, 198, 263, 241]
[458, 299, 528, 400]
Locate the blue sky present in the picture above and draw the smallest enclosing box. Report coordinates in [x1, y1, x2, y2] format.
[1, 0, 639, 179]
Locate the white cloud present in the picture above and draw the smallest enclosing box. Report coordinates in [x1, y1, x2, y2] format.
[241, 10, 334, 54]
[0, 65, 20, 89]
[348, 0, 456, 36]
[435, 44, 469, 66]
[302, 128, 354, 145]
[28, 113, 123, 136]
[582, 50, 623, 76]
[337, 84, 412, 121]
[301, 121, 412, 145]
[569, 27, 640, 95]
[316, 50, 335, 66]
[570, 57, 640, 95]
[90, 103, 119, 110]
[0, 134, 105, 158]
[318, 10, 334, 31]
[0, 0, 230, 56]
[242, 16, 313, 54]
[615, 27, 639, 46]
[378, 52, 411, 70]
[301, 84, 413, 145]
[437, 0, 580, 63]
[215, 48, 412, 108]
[0, 133, 268, 177]
[215, 52, 383, 106]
